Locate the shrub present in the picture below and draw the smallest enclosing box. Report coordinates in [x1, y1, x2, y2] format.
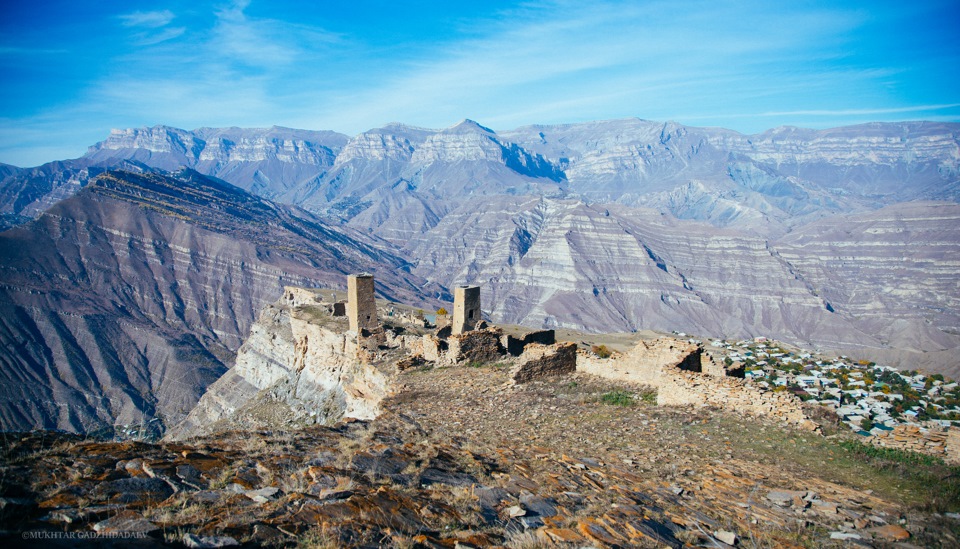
[600, 390, 634, 406]
[637, 387, 658, 404]
[591, 344, 612, 358]
[838, 439, 944, 467]
[436, 307, 448, 315]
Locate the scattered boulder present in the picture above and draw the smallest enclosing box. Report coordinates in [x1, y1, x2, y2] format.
[765, 490, 806, 507]
[183, 533, 240, 548]
[90, 477, 175, 506]
[868, 524, 910, 541]
[715, 529, 738, 545]
[92, 511, 159, 534]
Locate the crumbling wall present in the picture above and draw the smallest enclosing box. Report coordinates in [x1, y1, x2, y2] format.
[658, 369, 818, 431]
[575, 337, 815, 431]
[421, 334, 447, 363]
[283, 286, 321, 308]
[502, 330, 556, 356]
[511, 342, 577, 384]
[417, 327, 507, 366]
[576, 337, 700, 386]
[447, 327, 504, 364]
[869, 424, 960, 464]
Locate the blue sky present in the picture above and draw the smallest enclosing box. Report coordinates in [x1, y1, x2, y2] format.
[1, 0, 958, 167]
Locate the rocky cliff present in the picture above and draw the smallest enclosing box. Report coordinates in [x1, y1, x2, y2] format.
[402, 195, 960, 371]
[0, 126, 349, 228]
[165, 292, 392, 440]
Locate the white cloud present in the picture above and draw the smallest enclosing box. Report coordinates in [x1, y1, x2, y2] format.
[118, 10, 176, 29]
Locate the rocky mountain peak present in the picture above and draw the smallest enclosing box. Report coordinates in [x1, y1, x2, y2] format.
[443, 118, 497, 135]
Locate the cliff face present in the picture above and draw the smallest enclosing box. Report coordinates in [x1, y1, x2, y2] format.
[0, 126, 349, 228]
[84, 126, 349, 199]
[165, 294, 391, 440]
[0, 170, 434, 435]
[403, 196, 960, 373]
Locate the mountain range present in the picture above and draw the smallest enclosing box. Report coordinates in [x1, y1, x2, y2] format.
[1, 118, 958, 433]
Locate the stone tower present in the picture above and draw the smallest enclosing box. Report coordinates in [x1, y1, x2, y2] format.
[452, 285, 481, 335]
[347, 274, 378, 333]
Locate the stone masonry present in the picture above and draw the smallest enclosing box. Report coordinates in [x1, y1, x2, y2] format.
[446, 327, 504, 364]
[658, 369, 818, 431]
[868, 424, 960, 464]
[511, 342, 577, 384]
[502, 329, 556, 356]
[347, 274, 378, 333]
[452, 286, 481, 335]
[576, 337, 817, 431]
[577, 338, 703, 386]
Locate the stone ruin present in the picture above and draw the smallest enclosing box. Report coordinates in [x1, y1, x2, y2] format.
[578, 337, 819, 432]
[868, 423, 960, 464]
[452, 285, 481, 334]
[347, 273, 386, 350]
[347, 273, 378, 333]
[285, 275, 960, 444]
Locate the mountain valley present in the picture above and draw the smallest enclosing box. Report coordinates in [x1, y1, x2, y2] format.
[0, 118, 958, 435]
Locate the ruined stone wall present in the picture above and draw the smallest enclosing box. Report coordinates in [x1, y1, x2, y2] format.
[658, 369, 818, 431]
[447, 327, 504, 364]
[868, 424, 960, 464]
[502, 329, 556, 356]
[511, 342, 577, 384]
[575, 337, 815, 431]
[283, 286, 321, 308]
[576, 337, 701, 386]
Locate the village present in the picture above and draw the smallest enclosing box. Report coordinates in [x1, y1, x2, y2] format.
[700, 335, 960, 436]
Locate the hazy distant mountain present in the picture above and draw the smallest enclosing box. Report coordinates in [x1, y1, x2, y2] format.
[0, 169, 436, 434]
[501, 119, 960, 233]
[400, 195, 960, 376]
[0, 126, 349, 229]
[4, 119, 957, 236]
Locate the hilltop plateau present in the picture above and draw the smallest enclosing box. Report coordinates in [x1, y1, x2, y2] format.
[1, 355, 957, 548]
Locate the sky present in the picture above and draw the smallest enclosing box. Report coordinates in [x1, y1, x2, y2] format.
[1, 0, 958, 167]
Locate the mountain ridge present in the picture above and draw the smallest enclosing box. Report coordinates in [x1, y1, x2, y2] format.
[0, 119, 958, 435]
[0, 168, 438, 434]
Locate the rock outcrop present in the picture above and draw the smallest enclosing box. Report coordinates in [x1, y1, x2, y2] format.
[165, 290, 394, 440]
